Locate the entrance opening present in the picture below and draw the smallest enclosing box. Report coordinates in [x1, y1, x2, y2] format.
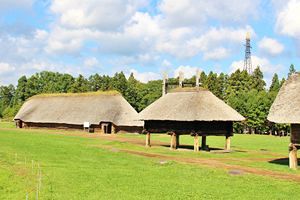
[101, 122, 112, 134]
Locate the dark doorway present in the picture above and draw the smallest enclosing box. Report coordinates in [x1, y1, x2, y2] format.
[101, 122, 112, 134]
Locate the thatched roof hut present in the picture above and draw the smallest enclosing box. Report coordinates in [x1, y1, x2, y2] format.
[267, 72, 300, 169]
[139, 88, 245, 151]
[140, 88, 245, 122]
[14, 91, 143, 133]
[268, 72, 300, 124]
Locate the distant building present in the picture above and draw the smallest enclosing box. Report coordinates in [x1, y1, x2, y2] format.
[268, 72, 300, 169]
[14, 91, 143, 134]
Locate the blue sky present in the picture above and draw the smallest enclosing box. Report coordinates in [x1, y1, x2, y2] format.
[0, 0, 299, 85]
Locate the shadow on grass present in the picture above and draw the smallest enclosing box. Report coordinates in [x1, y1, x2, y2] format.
[269, 158, 300, 166]
[161, 144, 235, 152]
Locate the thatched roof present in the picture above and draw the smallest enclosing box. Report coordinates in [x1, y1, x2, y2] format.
[139, 88, 245, 121]
[268, 72, 300, 124]
[14, 91, 143, 126]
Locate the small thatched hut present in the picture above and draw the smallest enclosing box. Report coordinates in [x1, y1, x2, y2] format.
[139, 87, 245, 151]
[14, 91, 143, 134]
[268, 72, 300, 169]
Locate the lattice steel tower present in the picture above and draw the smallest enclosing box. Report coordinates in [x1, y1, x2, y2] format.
[243, 32, 252, 74]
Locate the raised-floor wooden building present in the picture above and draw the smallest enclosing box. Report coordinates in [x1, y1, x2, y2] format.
[268, 72, 300, 169]
[139, 87, 245, 151]
[14, 91, 143, 134]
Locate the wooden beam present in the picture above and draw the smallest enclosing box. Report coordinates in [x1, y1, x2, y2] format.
[145, 132, 151, 147]
[225, 136, 231, 150]
[194, 134, 199, 152]
[289, 143, 298, 169]
[201, 136, 207, 150]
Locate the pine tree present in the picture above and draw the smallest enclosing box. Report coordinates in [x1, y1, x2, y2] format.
[269, 73, 280, 92]
[288, 64, 296, 77]
[200, 71, 207, 87]
[206, 71, 218, 96]
[250, 66, 266, 91]
[70, 74, 89, 93]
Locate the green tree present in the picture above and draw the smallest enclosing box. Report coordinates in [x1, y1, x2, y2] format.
[250, 66, 266, 91]
[200, 71, 207, 87]
[124, 73, 141, 111]
[288, 64, 296, 77]
[269, 73, 280, 92]
[111, 72, 128, 95]
[15, 76, 28, 102]
[70, 74, 89, 93]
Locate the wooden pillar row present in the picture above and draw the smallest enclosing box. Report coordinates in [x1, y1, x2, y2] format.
[289, 143, 298, 169]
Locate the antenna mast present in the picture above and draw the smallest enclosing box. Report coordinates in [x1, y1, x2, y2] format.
[244, 32, 252, 74]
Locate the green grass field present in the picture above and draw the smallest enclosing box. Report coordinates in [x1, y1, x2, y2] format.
[1, 123, 300, 199]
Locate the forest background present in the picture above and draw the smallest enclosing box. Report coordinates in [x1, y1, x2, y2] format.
[0, 64, 297, 135]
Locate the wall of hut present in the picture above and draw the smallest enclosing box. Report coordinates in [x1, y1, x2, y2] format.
[115, 126, 143, 134]
[291, 124, 300, 144]
[15, 120, 142, 134]
[144, 120, 233, 136]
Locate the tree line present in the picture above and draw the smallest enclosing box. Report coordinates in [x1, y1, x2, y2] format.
[0, 64, 297, 135]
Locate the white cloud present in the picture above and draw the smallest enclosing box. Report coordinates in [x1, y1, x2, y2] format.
[159, 0, 260, 28]
[84, 57, 99, 67]
[157, 26, 256, 60]
[203, 47, 230, 61]
[50, 0, 146, 31]
[44, 26, 100, 54]
[258, 37, 284, 56]
[174, 65, 202, 79]
[162, 59, 172, 68]
[276, 0, 300, 37]
[128, 69, 160, 83]
[0, 62, 15, 75]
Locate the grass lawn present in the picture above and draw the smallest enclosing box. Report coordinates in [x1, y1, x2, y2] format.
[0, 123, 299, 199]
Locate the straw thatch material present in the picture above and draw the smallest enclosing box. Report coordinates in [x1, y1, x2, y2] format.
[139, 88, 245, 121]
[14, 92, 143, 126]
[268, 72, 300, 124]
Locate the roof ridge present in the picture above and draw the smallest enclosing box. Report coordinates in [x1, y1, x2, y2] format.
[29, 90, 121, 99]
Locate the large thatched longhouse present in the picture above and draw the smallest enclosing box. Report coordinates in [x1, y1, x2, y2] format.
[14, 91, 143, 134]
[139, 86, 245, 151]
[268, 72, 300, 169]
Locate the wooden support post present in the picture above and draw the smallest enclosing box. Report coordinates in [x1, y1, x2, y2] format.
[111, 125, 116, 134]
[194, 134, 199, 152]
[170, 132, 177, 150]
[201, 136, 207, 150]
[145, 132, 151, 147]
[176, 134, 180, 148]
[289, 143, 298, 169]
[225, 136, 231, 150]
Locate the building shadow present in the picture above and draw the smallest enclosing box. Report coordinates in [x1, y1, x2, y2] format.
[269, 158, 300, 166]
